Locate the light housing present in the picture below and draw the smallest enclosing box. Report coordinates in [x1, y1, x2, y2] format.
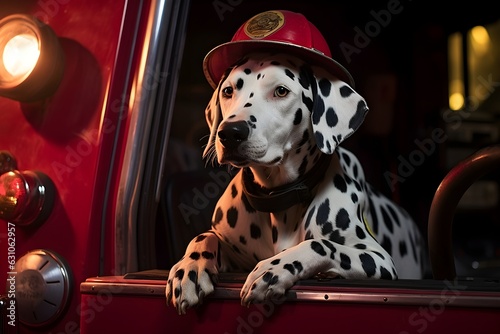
[0, 14, 64, 102]
[0, 170, 55, 227]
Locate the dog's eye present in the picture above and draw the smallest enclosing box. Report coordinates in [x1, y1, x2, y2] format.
[222, 86, 233, 98]
[274, 86, 289, 98]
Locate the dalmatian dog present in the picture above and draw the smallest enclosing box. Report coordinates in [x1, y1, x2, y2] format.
[166, 52, 425, 314]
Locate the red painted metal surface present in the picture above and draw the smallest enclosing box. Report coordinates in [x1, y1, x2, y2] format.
[80, 276, 500, 334]
[0, 0, 152, 332]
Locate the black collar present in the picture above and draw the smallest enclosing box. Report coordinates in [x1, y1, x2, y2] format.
[242, 154, 332, 212]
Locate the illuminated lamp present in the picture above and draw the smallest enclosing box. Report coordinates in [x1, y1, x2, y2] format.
[0, 169, 55, 227]
[0, 14, 64, 102]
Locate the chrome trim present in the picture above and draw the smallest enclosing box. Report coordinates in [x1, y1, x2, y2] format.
[114, 0, 189, 273]
[80, 281, 500, 309]
[115, 0, 172, 274]
[290, 290, 500, 308]
[80, 282, 166, 296]
[99, 0, 143, 276]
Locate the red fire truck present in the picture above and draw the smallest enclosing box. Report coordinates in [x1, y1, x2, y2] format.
[1, 0, 499, 333]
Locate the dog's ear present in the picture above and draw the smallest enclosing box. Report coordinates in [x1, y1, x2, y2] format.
[310, 66, 368, 155]
[202, 68, 232, 159]
[202, 84, 222, 159]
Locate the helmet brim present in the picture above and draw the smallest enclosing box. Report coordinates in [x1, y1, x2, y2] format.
[203, 40, 355, 89]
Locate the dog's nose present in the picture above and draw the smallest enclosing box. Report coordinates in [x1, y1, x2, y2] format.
[218, 121, 250, 149]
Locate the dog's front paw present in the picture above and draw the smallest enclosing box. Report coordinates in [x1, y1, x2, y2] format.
[240, 256, 301, 306]
[166, 254, 218, 315]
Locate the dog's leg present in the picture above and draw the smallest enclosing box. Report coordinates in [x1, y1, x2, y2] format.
[166, 231, 220, 314]
[240, 239, 396, 305]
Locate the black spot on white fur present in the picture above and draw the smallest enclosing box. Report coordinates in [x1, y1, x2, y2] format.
[318, 78, 331, 96]
[316, 199, 330, 226]
[360, 253, 377, 277]
[312, 96, 325, 125]
[314, 131, 325, 151]
[304, 206, 315, 229]
[326, 107, 338, 127]
[339, 85, 354, 97]
[399, 240, 408, 257]
[302, 92, 314, 112]
[213, 207, 223, 225]
[380, 205, 394, 233]
[335, 208, 350, 230]
[195, 234, 207, 242]
[298, 65, 311, 89]
[236, 78, 244, 90]
[250, 223, 261, 239]
[311, 241, 327, 256]
[293, 108, 302, 125]
[227, 207, 238, 228]
[333, 175, 347, 193]
[329, 230, 345, 245]
[322, 222, 333, 236]
[381, 235, 392, 255]
[348, 100, 368, 130]
[340, 253, 351, 270]
[355, 225, 366, 239]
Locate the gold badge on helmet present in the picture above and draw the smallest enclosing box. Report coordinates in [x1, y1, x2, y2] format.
[244, 10, 285, 39]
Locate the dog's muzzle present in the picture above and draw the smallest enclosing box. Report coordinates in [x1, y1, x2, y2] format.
[218, 120, 249, 149]
[217, 120, 251, 164]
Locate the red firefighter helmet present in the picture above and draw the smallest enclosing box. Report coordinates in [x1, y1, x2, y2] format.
[203, 9, 354, 89]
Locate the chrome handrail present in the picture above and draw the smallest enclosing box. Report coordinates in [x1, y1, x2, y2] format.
[428, 144, 500, 280]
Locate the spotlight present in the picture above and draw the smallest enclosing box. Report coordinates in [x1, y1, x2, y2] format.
[0, 14, 64, 102]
